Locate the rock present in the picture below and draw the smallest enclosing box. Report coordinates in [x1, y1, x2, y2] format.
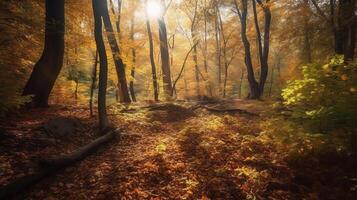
[43, 117, 83, 138]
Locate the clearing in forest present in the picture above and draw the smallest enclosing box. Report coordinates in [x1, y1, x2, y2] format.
[1, 101, 356, 199]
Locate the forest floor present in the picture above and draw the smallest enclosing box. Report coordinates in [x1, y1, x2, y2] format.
[1, 100, 357, 200]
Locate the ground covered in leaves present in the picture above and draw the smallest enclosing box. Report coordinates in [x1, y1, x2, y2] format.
[1, 100, 357, 199]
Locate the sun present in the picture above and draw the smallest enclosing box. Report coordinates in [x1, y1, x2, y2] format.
[146, 0, 163, 19]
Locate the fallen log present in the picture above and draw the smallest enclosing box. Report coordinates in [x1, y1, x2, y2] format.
[39, 129, 117, 167]
[0, 129, 118, 199]
[198, 105, 259, 116]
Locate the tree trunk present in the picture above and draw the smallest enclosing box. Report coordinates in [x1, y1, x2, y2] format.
[192, 31, 200, 97]
[89, 51, 98, 117]
[234, 0, 260, 99]
[22, 0, 65, 107]
[223, 63, 228, 98]
[169, 34, 176, 96]
[218, 7, 228, 98]
[239, 68, 245, 98]
[93, 0, 109, 130]
[268, 64, 274, 97]
[101, 0, 131, 103]
[40, 129, 116, 167]
[117, 0, 122, 37]
[129, 16, 136, 102]
[215, 13, 222, 96]
[203, 0, 213, 97]
[146, 9, 159, 101]
[256, 0, 271, 95]
[336, 0, 356, 61]
[158, 15, 173, 99]
[0, 129, 116, 199]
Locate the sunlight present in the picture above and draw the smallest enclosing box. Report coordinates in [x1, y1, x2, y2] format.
[146, 0, 163, 19]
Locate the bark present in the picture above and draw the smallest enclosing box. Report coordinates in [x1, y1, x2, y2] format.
[40, 129, 116, 167]
[22, 0, 65, 107]
[192, 31, 200, 97]
[101, 0, 131, 103]
[158, 18, 173, 98]
[158, 1, 173, 98]
[93, 0, 109, 130]
[89, 51, 98, 117]
[334, 0, 357, 61]
[256, 0, 271, 95]
[337, 0, 356, 61]
[203, 0, 213, 97]
[146, 8, 159, 101]
[202, 106, 258, 116]
[234, 0, 260, 99]
[268, 63, 274, 97]
[0, 129, 117, 199]
[129, 16, 137, 102]
[169, 34, 176, 95]
[218, 7, 228, 98]
[252, 0, 264, 67]
[215, 12, 222, 96]
[312, 0, 356, 60]
[184, 69, 189, 97]
[117, 0, 122, 36]
[109, 0, 125, 102]
[239, 68, 245, 98]
[191, 0, 200, 97]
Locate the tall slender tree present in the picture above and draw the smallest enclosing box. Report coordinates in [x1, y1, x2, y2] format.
[89, 51, 98, 117]
[22, 0, 65, 107]
[310, 0, 356, 61]
[102, 0, 131, 103]
[233, 0, 271, 99]
[336, 0, 356, 61]
[129, 14, 137, 102]
[158, 0, 173, 99]
[234, 0, 260, 99]
[92, 0, 109, 130]
[255, 0, 271, 94]
[146, 1, 159, 101]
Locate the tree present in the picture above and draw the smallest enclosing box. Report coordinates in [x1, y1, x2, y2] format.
[146, 0, 159, 101]
[233, 0, 271, 99]
[214, 5, 222, 96]
[190, 0, 201, 97]
[89, 51, 98, 117]
[217, 5, 238, 98]
[22, 0, 65, 107]
[158, 0, 174, 99]
[336, 0, 356, 61]
[255, 0, 271, 94]
[92, 0, 109, 130]
[234, 0, 260, 99]
[129, 13, 137, 102]
[310, 0, 356, 61]
[102, 0, 131, 103]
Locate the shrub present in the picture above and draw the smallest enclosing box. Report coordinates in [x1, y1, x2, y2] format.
[282, 56, 357, 131]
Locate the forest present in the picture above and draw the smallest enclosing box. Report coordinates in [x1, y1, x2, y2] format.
[0, 0, 356, 199]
